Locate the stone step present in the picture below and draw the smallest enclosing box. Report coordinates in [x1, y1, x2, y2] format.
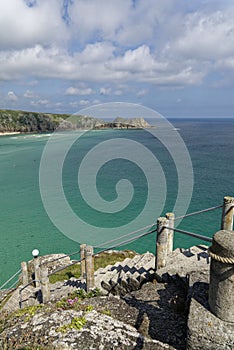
[50, 278, 86, 301]
[97, 252, 156, 295]
[156, 245, 210, 283]
[0, 289, 14, 305]
[94, 257, 134, 276]
[1, 285, 40, 312]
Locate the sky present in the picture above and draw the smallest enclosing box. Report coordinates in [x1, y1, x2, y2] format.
[0, 0, 234, 117]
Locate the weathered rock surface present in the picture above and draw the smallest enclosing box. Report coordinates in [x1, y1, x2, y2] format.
[187, 281, 234, 350]
[0, 282, 184, 350]
[28, 254, 72, 277]
[0, 297, 173, 350]
[112, 117, 151, 129]
[1, 245, 233, 349]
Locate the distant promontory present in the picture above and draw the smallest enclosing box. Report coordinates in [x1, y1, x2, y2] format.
[0, 109, 151, 134]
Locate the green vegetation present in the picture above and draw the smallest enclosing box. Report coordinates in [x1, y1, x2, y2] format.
[49, 264, 81, 284]
[49, 250, 136, 284]
[101, 309, 111, 316]
[15, 305, 43, 321]
[0, 109, 150, 133]
[0, 109, 71, 133]
[56, 288, 101, 310]
[57, 316, 87, 333]
[94, 250, 136, 270]
[0, 109, 103, 133]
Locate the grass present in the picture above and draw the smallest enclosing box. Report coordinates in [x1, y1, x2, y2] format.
[49, 264, 81, 284]
[49, 250, 136, 284]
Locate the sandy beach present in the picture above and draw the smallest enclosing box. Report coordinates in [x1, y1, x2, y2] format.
[0, 132, 21, 136]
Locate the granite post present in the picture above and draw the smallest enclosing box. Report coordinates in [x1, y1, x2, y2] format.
[85, 245, 94, 292]
[209, 230, 234, 323]
[21, 261, 28, 285]
[33, 259, 41, 288]
[156, 217, 169, 270]
[41, 267, 50, 304]
[221, 196, 234, 230]
[166, 212, 175, 255]
[80, 243, 86, 279]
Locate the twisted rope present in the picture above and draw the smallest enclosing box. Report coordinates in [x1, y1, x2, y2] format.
[208, 248, 234, 264]
[174, 204, 223, 221]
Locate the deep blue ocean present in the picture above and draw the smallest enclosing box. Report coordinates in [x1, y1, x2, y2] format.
[1, 118, 234, 286]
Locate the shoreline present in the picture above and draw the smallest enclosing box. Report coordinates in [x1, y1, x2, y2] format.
[0, 132, 21, 136]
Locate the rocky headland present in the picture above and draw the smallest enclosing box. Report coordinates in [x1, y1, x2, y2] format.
[0, 109, 151, 134]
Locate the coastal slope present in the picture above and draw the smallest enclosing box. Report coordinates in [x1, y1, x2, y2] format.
[0, 109, 151, 133]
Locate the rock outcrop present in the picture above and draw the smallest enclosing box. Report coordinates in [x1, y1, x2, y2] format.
[0, 109, 151, 133]
[1, 246, 233, 349]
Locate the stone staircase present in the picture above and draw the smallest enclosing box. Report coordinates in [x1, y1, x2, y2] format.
[0, 252, 155, 312]
[155, 244, 210, 286]
[94, 252, 155, 295]
[0, 246, 210, 313]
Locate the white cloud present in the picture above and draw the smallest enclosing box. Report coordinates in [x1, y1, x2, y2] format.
[0, 0, 234, 109]
[168, 10, 234, 60]
[31, 99, 49, 106]
[24, 90, 38, 98]
[7, 91, 18, 102]
[70, 0, 132, 43]
[65, 87, 94, 96]
[79, 100, 90, 106]
[108, 45, 160, 73]
[137, 89, 148, 98]
[0, 0, 69, 49]
[0, 43, 206, 87]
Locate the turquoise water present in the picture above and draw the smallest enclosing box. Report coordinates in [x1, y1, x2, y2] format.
[0, 118, 234, 285]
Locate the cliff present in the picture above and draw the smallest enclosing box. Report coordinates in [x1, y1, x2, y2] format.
[0, 109, 151, 133]
[0, 110, 67, 133]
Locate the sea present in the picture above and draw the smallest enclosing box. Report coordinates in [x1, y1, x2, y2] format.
[1, 118, 234, 286]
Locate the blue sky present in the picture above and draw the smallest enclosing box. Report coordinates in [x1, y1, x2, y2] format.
[0, 0, 234, 117]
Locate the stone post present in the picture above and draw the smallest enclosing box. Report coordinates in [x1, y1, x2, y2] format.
[166, 212, 175, 255]
[41, 267, 50, 304]
[21, 261, 29, 285]
[209, 230, 234, 323]
[156, 217, 169, 270]
[33, 259, 41, 288]
[85, 245, 94, 292]
[221, 196, 234, 230]
[80, 244, 86, 279]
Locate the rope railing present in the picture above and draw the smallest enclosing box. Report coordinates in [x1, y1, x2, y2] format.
[48, 227, 157, 277]
[40, 223, 157, 268]
[0, 268, 21, 291]
[1, 196, 233, 313]
[94, 222, 156, 249]
[165, 226, 213, 243]
[35, 202, 227, 273]
[39, 249, 81, 267]
[47, 258, 83, 277]
[35, 204, 224, 276]
[48, 199, 233, 287]
[174, 204, 223, 221]
[93, 227, 157, 256]
[19, 279, 41, 309]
